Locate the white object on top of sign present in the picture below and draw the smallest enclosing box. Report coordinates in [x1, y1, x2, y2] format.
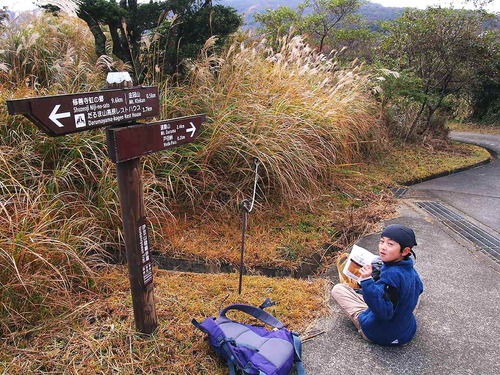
[107, 72, 133, 85]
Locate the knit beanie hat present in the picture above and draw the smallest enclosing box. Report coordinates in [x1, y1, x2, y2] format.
[381, 224, 417, 258]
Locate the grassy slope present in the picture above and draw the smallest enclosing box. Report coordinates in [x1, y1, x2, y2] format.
[1, 268, 329, 374]
[154, 141, 490, 269]
[362, 141, 492, 185]
[0, 140, 491, 374]
[447, 122, 500, 135]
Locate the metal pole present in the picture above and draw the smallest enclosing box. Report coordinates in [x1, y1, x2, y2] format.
[238, 202, 249, 295]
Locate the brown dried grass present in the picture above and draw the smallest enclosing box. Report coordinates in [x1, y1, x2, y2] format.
[154, 33, 386, 210]
[1, 267, 329, 374]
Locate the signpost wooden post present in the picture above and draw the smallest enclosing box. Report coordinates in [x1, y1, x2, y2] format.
[6, 73, 205, 335]
[114, 157, 157, 334]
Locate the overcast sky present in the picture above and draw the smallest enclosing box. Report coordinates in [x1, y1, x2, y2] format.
[2, 0, 499, 13]
[374, 0, 498, 11]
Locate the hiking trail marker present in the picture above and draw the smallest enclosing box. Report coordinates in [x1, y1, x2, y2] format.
[6, 73, 205, 334]
[107, 115, 205, 163]
[7, 86, 160, 136]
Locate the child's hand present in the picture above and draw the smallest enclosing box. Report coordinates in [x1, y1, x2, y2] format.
[359, 264, 373, 279]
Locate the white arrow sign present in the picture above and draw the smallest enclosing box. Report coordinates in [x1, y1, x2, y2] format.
[187, 122, 196, 137]
[49, 105, 71, 128]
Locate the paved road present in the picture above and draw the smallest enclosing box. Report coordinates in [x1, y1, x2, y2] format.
[301, 132, 500, 375]
[412, 132, 500, 232]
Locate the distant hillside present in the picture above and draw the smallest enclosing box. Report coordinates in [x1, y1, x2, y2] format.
[359, 2, 405, 23]
[221, 0, 406, 28]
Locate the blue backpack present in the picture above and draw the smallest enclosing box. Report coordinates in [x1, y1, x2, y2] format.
[192, 303, 306, 375]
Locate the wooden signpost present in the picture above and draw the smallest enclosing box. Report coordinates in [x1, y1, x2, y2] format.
[107, 114, 205, 163]
[105, 114, 204, 334]
[7, 86, 160, 136]
[7, 74, 205, 334]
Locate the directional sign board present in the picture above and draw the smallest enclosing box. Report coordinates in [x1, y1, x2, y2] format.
[6, 86, 160, 136]
[107, 114, 206, 163]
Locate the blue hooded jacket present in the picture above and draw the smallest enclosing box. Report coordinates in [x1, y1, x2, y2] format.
[359, 258, 423, 345]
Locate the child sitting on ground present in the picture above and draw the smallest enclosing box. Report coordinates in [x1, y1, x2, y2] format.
[331, 224, 423, 346]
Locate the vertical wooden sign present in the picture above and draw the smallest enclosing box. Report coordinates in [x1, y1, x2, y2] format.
[115, 158, 158, 334]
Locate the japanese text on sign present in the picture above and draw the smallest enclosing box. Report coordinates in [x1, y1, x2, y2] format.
[106, 114, 205, 163]
[6, 86, 160, 136]
[73, 90, 156, 128]
[138, 221, 153, 286]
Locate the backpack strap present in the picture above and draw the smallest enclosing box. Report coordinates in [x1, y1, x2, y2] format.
[227, 361, 237, 375]
[192, 317, 227, 345]
[193, 317, 239, 374]
[220, 304, 285, 329]
[292, 331, 305, 375]
[259, 297, 277, 310]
